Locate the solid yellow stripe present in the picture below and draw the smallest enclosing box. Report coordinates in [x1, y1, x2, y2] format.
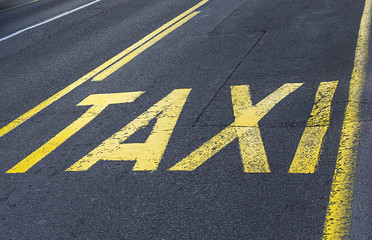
[0, 76, 90, 138]
[323, 0, 372, 238]
[289, 81, 338, 174]
[92, 11, 200, 81]
[0, 0, 208, 139]
[7, 105, 107, 173]
[0, 0, 38, 13]
[91, 0, 208, 81]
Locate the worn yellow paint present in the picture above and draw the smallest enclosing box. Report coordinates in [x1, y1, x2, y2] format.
[92, 11, 200, 81]
[7, 92, 143, 173]
[92, 0, 208, 82]
[0, 0, 208, 138]
[169, 83, 303, 172]
[92, 0, 208, 81]
[0, 0, 38, 13]
[289, 81, 338, 174]
[66, 89, 191, 172]
[77, 92, 143, 106]
[323, 0, 372, 238]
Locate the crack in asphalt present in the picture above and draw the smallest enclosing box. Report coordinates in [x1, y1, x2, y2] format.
[208, 0, 248, 35]
[192, 30, 267, 127]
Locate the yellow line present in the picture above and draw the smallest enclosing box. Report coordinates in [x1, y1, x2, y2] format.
[0, 0, 208, 139]
[0, 0, 38, 13]
[93, 11, 200, 81]
[289, 81, 338, 174]
[7, 92, 143, 173]
[92, 0, 208, 81]
[323, 0, 372, 238]
[7, 105, 107, 173]
[66, 89, 191, 172]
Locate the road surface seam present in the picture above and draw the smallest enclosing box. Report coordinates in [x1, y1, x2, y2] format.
[208, 0, 248, 34]
[193, 30, 266, 127]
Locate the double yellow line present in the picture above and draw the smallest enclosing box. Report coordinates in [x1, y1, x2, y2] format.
[0, 0, 208, 138]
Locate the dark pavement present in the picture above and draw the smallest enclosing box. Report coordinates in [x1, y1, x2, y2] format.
[0, 0, 370, 239]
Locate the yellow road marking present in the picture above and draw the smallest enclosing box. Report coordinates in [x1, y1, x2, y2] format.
[169, 83, 303, 172]
[0, 0, 208, 138]
[92, 12, 200, 81]
[0, 0, 38, 13]
[92, 0, 208, 81]
[77, 92, 143, 106]
[323, 0, 372, 238]
[7, 92, 143, 173]
[289, 81, 338, 174]
[66, 89, 190, 171]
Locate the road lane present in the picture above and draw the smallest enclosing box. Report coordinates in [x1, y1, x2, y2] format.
[0, 0, 369, 239]
[0, 0, 39, 14]
[0, 0, 101, 39]
[0, 0, 206, 138]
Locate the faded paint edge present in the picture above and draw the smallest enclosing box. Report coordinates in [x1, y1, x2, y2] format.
[323, 0, 372, 239]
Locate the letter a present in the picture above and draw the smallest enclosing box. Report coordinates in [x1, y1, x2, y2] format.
[67, 89, 191, 171]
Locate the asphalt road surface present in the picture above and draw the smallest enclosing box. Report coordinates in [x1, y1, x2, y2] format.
[0, 0, 371, 239]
